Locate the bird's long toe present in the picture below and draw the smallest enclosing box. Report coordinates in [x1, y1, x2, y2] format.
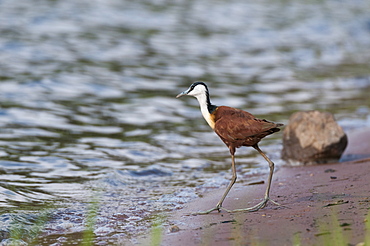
[192, 207, 219, 215]
[192, 204, 229, 215]
[229, 197, 281, 213]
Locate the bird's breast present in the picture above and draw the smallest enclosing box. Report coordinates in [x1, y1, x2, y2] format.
[204, 112, 216, 129]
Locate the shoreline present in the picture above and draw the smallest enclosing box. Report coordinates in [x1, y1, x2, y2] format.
[137, 127, 370, 245]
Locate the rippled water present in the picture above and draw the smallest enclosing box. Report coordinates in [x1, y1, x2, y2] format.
[1, 0, 370, 244]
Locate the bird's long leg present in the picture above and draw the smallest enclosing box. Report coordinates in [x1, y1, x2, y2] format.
[229, 144, 280, 213]
[193, 153, 237, 215]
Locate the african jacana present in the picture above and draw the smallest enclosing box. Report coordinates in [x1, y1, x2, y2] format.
[176, 82, 283, 214]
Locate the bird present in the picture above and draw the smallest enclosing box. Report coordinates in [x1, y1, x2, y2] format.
[176, 82, 283, 214]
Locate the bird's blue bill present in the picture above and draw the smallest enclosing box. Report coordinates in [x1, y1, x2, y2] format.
[176, 90, 189, 98]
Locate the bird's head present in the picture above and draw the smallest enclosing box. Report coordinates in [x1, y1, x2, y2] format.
[176, 82, 209, 99]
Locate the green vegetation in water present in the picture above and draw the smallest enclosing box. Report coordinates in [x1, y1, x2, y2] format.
[8, 208, 52, 246]
[81, 195, 100, 246]
[315, 211, 348, 246]
[365, 211, 370, 246]
[3, 194, 102, 246]
[150, 214, 166, 246]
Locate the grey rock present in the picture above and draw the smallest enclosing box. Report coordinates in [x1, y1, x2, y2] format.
[282, 111, 347, 165]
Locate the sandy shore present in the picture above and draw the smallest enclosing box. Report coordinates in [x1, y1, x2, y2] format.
[139, 127, 370, 246]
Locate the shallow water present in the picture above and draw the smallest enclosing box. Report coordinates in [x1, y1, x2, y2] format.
[0, 0, 370, 244]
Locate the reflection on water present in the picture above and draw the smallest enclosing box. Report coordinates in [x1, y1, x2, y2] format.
[0, 0, 370, 244]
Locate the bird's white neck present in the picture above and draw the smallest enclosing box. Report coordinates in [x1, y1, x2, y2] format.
[194, 92, 216, 129]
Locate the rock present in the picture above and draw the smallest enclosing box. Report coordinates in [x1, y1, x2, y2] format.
[281, 111, 348, 165]
[169, 225, 180, 233]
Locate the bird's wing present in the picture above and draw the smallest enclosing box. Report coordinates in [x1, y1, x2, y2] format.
[213, 106, 277, 141]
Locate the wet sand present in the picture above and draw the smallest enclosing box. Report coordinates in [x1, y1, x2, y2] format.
[139, 127, 370, 245]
